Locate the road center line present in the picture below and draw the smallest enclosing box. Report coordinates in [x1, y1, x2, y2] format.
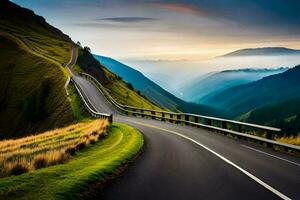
[241, 144, 300, 167]
[126, 120, 292, 200]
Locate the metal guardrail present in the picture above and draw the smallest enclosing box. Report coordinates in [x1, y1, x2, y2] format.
[78, 72, 300, 153]
[70, 77, 113, 123]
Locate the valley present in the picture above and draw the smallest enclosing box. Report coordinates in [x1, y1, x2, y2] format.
[1, 1, 300, 200]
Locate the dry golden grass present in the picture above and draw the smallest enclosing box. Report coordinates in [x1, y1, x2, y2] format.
[0, 119, 108, 177]
[276, 134, 300, 146]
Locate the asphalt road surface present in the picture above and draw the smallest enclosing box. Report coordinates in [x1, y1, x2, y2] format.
[70, 50, 300, 200]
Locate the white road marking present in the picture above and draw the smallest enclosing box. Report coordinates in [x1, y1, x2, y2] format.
[125, 120, 292, 200]
[241, 144, 300, 167]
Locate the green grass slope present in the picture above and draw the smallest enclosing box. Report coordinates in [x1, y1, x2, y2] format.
[0, 1, 77, 138]
[0, 123, 143, 200]
[0, 35, 74, 139]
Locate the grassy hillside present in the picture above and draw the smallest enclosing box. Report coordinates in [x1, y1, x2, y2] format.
[240, 97, 300, 136]
[0, 35, 74, 138]
[0, 119, 108, 177]
[0, 122, 143, 200]
[94, 55, 180, 111]
[76, 49, 163, 110]
[204, 65, 300, 116]
[0, 1, 76, 138]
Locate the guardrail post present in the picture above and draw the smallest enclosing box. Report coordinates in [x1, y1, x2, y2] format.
[161, 112, 165, 121]
[222, 121, 227, 129]
[266, 131, 273, 148]
[207, 119, 212, 126]
[185, 115, 189, 125]
[176, 114, 181, 124]
[151, 111, 155, 119]
[141, 109, 145, 118]
[132, 108, 136, 117]
[238, 124, 242, 132]
[266, 131, 273, 140]
[194, 116, 199, 123]
[169, 113, 173, 123]
[109, 114, 113, 124]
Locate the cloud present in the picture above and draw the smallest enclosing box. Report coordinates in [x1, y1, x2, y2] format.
[150, 0, 300, 36]
[96, 17, 156, 23]
[152, 2, 201, 15]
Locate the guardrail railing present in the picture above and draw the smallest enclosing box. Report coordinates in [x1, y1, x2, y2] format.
[70, 77, 113, 123]
[78, 72, 300, 153]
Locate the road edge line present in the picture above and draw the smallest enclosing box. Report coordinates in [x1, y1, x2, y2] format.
[128, 120, 292, 200]
[241, 144, 300, 167]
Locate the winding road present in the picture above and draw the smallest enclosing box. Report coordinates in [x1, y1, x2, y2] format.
[69, 49, 300, 200]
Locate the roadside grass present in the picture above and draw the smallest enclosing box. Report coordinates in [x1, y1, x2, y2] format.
[67, 84, 91, 121]
[0, 119, 108, 177]
[0, 123, 143, 200]
[276, 134, 300, 146]
[102, 67, 163, 110]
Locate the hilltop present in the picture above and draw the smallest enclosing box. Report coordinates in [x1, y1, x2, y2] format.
[0, 1, 76, 138]
[220, 47, 300, 57]
[0, 1, 161, 138]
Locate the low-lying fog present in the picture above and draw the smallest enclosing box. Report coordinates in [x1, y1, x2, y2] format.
[123, 55, 300, 96]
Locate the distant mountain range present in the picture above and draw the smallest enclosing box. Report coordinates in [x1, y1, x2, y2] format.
[94, 55, 228, 117]
[95, 54, 300, 135]
[202, 65, 300, 117]
[180, 68, 287, 103]
[220, 47, 300, 57]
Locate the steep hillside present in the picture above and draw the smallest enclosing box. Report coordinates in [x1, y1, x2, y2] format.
[0, 1, 75, 138]
[75, 50, 163, 110]
[203, 65, 300, 116]
[220, 47, 300, 57]
[94, 55, 180, 110]
[180, 68, 287, 103]
[240, 97, 300, 135]
[94, 55, 228, 117]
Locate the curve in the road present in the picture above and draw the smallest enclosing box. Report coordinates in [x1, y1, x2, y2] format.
[69, 48, 300, 200]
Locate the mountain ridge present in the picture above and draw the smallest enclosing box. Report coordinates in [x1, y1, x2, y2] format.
[202, 65, 300, 116]
[0, 0, 71, 42]
[220, 47, 300, 57]
[179, 67, 287, 103]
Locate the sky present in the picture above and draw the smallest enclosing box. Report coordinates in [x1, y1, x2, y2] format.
[11, 0, 300, 61]
[11, 0, 300, 93]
